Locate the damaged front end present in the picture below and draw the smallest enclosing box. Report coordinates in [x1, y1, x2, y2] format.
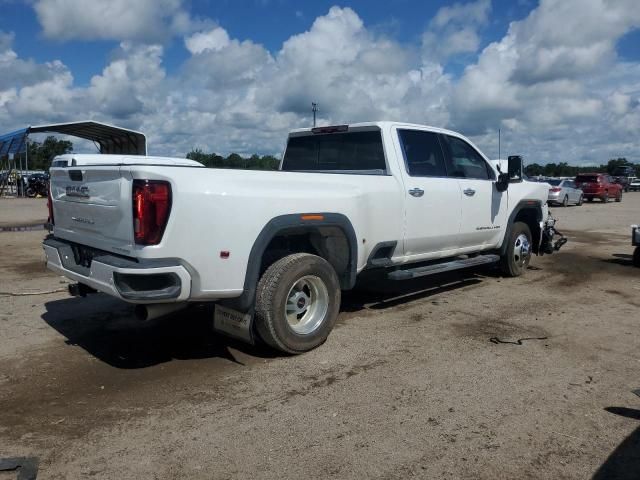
[539, 215, 567, 255]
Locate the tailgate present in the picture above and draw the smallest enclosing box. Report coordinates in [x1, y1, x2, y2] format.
[50, 167, 134, 254]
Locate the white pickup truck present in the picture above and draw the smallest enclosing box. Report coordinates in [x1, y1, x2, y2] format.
[43, 122, 565, 353]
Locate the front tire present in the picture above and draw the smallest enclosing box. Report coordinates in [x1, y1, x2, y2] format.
[602, 191, 609, 203]
[562, 195, 569, 207]
[500, 222, 532, 277]
[615, 190, 622, 202]
[255, 253, 341, 354]
[633, 247, 640, 268]
[577, 195, 583, 206]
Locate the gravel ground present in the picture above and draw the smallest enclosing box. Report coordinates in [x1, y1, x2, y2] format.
[0, 194, 639, 479]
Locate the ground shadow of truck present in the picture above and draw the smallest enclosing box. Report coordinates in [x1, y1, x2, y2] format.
[41, 267, 494, 369]
[592, 407, 640, 480]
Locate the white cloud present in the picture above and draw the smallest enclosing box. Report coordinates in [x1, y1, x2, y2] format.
[450, 0, 640, 163]
[33, 0, 192, 42]
[184, 27, 231, 54]
[422, 0, 491, 60]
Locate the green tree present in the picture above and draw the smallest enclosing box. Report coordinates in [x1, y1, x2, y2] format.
[23, 136, 73, 171]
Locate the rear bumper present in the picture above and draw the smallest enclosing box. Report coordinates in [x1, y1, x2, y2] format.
[43, 237, 191, 303]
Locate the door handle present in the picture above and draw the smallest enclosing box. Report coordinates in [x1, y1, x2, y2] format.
[463, 188, 476, 196]
[409, 188, 424, 197]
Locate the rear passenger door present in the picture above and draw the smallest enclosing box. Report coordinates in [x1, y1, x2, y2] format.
[440, 134, 508, 249]
[395, 129, 462, 257]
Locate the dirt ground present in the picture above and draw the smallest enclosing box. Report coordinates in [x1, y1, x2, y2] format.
[0, 196, 639, 479]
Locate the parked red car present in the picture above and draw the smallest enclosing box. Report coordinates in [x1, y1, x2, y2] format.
[575, 173, 623, 203]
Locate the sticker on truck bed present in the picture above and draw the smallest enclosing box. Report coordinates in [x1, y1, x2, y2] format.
[213, 305, 253, 344]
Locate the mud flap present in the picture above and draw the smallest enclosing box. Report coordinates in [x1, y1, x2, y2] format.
[213, 304, 254, 344]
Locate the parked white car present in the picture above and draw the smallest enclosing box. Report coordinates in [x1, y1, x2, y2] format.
[546, 179, 583, 206]
[43, 122, 565, 353]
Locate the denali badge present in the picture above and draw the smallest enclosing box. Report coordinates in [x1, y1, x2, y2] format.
[66, 185, 90, 198]
[71, 216, 95, 225]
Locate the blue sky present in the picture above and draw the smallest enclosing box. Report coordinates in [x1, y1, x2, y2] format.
[1, 0, 639, 164]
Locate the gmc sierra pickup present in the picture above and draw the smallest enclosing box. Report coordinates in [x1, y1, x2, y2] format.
[43, 122, 565, 353]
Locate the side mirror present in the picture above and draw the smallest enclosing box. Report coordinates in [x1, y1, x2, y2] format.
[508, 155, 524, 183]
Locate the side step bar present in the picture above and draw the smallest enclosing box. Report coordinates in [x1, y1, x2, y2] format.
[387, 254, 500, 281]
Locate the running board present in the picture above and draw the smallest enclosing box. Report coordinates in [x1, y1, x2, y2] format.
[387, 254, 500, 281]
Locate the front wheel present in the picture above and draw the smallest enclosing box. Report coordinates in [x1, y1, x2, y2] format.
[615, 190, 622, 202]
[500, 222, 532, 277]
[602, 191, 609, 203]
[562, 195, 569, 207]
[577, 195, 583, 206]
[25, 187, 36, 198]
[633, 247, 640, 268]
[255, 253, 341, 354]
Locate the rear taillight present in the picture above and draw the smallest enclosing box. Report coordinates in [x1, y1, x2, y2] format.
[132, 180, 172, 245]
[550, 187, 562, 192]
[47, 188, 54, 226]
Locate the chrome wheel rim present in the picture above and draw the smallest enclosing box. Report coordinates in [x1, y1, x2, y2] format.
[513, 233, 531, 267]
[285, 275, 329, 335]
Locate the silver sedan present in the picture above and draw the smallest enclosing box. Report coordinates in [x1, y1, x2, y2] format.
[547, 179, 584, 206]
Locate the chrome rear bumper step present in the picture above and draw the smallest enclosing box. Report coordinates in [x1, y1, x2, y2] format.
[387, 254, 500, 280]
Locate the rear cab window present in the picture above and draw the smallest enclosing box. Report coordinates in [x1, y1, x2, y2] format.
[397, 129, 447, 177]
[282, 129, 387, 174]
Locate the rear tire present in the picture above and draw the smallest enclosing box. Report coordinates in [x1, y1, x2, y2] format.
[587, 197, 593, 202]
[602, 191, 609, 203]
[577, 195, 583, 206]
[562, 195, 569, 207]
[633, 247, 640, 268]
[25, 187, 36, 198]
[500, 222, 532, 277]
[255, 253, 341, 354]
[615, 190, 622, 202]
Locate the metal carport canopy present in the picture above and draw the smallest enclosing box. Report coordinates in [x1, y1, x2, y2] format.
[0, 120, 147, 156]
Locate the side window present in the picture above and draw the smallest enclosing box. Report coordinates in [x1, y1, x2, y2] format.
[398, 129, 447, 177]
[441, 135, 493, 180]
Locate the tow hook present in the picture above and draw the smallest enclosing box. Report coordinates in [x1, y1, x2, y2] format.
[540, 216, 567, 255]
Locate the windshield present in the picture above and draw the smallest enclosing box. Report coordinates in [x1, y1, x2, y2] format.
[576, 175, 599, 183]
[282, 130, 386, 174]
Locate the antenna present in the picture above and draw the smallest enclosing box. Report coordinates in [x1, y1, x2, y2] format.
[312, 102, 318, 127]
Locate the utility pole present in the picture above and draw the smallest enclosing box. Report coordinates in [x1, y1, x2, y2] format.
[312, 102, 318, 127]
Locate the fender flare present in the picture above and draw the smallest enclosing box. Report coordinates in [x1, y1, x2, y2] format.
[500, 200, 543, 256]
[223, 213, 358, 312]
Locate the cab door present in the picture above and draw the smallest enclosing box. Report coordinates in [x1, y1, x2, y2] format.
[394, 128, 462, 258]
[439, 134, 508, 249]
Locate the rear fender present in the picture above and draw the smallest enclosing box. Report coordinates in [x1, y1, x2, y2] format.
[221, 213, 358, 312]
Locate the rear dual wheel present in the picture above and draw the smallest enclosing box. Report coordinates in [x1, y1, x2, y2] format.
[255, 253, 341, 354]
